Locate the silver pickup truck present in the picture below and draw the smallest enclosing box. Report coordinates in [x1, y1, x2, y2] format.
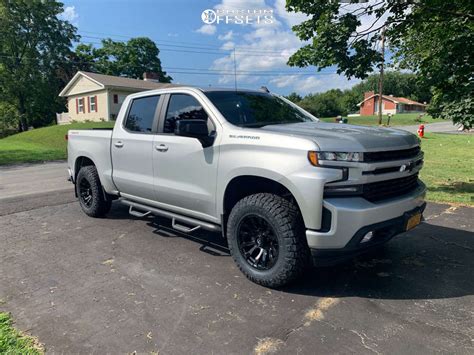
[67, 87, 426, 287]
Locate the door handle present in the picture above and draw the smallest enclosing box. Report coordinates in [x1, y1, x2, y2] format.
[155, 144, 169, 152]
[114, 141, 124, 148]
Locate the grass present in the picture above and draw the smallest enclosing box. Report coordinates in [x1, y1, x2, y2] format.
[419, 133, 473, 205]
[320, 113, 440, 126]
[0, 122, 114, 165]
[0, 312, 43, 354]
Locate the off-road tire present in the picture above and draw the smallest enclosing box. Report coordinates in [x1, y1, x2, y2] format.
[76, 165, 112, 217]
[227, 193, 310, 288]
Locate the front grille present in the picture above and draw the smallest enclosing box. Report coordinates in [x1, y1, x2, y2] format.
[364, 146, 421, 162]
[363, 173, 420, 202]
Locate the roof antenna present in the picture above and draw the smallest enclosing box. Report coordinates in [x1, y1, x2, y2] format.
[260, 86, 270, 93]
[233, 47, 238, 91]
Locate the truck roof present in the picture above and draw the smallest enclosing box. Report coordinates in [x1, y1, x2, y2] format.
[199, 87, 269, 94]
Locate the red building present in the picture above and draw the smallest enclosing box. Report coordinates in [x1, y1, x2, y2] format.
[358, 91, 426, 115]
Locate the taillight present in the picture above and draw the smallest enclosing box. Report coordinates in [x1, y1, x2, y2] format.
[65, 134, 68, 141]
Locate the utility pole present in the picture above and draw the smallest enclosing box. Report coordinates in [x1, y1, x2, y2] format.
[233, 48, 237, 91]
[377, 26, 385, 125]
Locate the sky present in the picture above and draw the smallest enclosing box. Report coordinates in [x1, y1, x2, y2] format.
[59, 0, 380, 95]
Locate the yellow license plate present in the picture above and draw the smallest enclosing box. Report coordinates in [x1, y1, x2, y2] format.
[406, 213, 422, 231]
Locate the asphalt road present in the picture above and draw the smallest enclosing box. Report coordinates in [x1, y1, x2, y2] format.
[394, 121, 462, 134]
[1, 163, 473, 354]
[0, 161, 70, 200]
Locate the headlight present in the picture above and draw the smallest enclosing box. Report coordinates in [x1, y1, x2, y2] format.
[308, 151, 362, 167]
[317, 151, 363, 162]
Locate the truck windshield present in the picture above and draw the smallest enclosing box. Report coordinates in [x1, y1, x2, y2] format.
[204, 91, 316, 128]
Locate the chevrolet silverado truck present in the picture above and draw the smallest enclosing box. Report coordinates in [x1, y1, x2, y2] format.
[67, 87, 426, 287]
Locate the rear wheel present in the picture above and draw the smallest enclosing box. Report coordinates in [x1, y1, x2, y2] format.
[76, 166, 112, 217]
[227, 193, 309, 288]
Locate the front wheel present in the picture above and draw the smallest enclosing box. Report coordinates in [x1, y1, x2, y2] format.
[76, 165, 112, 217]
[226, 193, 310, 288]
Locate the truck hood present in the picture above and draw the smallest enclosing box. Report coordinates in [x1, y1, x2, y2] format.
[261, 121, 419, 151]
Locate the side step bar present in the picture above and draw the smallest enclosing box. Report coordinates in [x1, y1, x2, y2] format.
[121, 199, 221, 233]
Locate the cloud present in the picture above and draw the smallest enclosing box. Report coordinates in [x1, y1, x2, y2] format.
[210, 23, 303, 84]
[218, 31, 234, 41]
[59, 6, 78, 25]
[270, 74, 361, 95]
[214, 0, 267, 13]
[196, 24, 217, 35]
[207, 0, 362, 94]
[274, 0, 308, 28]
[167, 33, 179, 37]
[220, 41, 235, 50]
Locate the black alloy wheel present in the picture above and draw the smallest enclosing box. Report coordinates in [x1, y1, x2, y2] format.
[237, 215, 279, 270]
[79, 177, 93, 208]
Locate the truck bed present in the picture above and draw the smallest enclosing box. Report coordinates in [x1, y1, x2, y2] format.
[67, 129, 116, 193]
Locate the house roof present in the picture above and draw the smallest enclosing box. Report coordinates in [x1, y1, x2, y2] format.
[357, 94, 426, 107]
[59, 71, 180, 97]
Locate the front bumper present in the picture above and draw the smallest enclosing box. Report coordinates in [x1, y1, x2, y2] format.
[306, 181, 426, 254]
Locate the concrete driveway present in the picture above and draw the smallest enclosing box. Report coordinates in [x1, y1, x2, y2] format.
[1, 163, 473, 354]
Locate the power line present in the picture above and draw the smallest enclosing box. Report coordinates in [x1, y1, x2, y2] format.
[0, 54, 337, 76]
[78, 30, 225, 49]
[78, 32, 298, 55]
[79, 40, 297, 58]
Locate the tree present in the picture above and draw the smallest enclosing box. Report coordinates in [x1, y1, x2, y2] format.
[0, 0, 78, 131]
[287, 0, 474, 128]
[0, 101, 19, 136]
[299, 89, 346, 117]
[94, 37, 172, 82]
[286, 92, 302, 103]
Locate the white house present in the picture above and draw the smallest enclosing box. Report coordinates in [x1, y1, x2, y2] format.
[58, 71, 178, 124]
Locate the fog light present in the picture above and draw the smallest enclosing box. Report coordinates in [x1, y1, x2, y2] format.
[361, 231, 374, 243]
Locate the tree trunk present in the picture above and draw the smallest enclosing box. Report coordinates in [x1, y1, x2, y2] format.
[18, 93, 28, 132]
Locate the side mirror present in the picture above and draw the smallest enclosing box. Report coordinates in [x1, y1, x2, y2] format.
[175, 119, 215, 147]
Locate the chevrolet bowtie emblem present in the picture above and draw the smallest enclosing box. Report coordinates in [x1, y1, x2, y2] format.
[400, 162, 414, 172]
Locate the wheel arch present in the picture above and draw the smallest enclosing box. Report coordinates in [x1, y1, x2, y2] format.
[74, 156, 113, 201]
[221, 174, 305, 237]
[74, 156, 96, 181]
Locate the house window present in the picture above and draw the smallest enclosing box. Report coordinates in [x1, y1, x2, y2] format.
[113, 94, 118, 104]
[90, 96, 97, 112]
[78, 98, 84, 113]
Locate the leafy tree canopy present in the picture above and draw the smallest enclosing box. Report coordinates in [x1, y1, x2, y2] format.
[287, 0, 474, 128]
[73, 37, 172, 83]
[285, 92, 303, 103]
[0, 0, 77, 130]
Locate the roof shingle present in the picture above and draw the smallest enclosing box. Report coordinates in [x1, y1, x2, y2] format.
[81, 71, 180, 90]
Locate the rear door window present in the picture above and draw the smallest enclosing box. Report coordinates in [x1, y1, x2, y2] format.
[124, 95, 160, 133]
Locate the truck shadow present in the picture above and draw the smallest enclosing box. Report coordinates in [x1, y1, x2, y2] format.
[105, 204, 230, 256]
[147, 216, 230, 257]
[284, 222, 474, 300]
[108, 203, 473, 300]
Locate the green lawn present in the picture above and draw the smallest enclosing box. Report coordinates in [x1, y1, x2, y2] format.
[419, 133, 473, 205]
[0, 312, 43, 354]
[0, 122, 114, 165]
[320, 113, 440, 126]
